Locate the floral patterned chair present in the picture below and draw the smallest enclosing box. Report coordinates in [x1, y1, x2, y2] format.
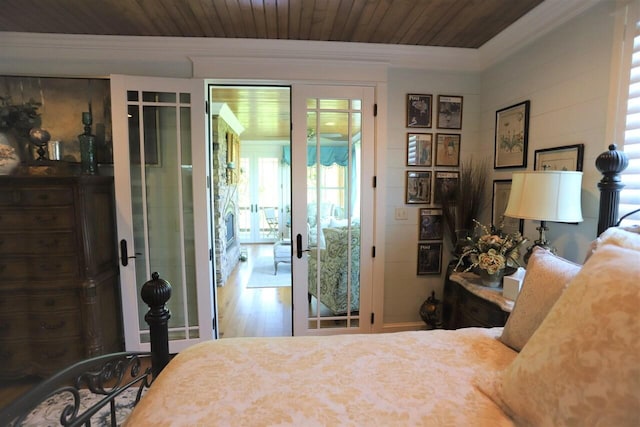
[307, 226, 360, 315]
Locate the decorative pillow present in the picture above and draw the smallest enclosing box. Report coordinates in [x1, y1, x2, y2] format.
[584, 226, 640, 262]
[499, 247, 581, 351]
[496, 243, 640, 426]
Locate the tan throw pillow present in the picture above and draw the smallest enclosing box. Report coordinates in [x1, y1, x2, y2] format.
[497, 243, 640, 426]
[499, 247, 581, 351]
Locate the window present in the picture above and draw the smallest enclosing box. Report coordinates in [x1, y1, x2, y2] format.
[620, 2, 640, 225]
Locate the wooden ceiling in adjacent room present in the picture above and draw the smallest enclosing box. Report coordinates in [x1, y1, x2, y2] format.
[0, 0, 543, 49]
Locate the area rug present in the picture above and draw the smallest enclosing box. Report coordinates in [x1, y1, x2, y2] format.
[246, 256, 291, 288]
[22, 387, 142, 427]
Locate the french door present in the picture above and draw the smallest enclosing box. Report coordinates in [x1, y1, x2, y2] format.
[111, 75, 215, 352]
[238, 146, 285, 242]
[291, 84, 374, 335]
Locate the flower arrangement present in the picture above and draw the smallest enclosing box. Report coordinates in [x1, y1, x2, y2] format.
[0, 143, 18, 166]
[455, 220, 528, 274]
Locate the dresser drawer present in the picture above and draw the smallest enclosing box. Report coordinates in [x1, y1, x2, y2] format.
[0, 256, 79, 280]
[19, 187, 74, 206]
[0, 313, 29, 339]
[0, 339, 31, 378]
[458, 289, 508, 327]
[0, 232, 76, 254]
[29, 291, 79, 312]
[0, 292, 28, 313]
[0, 207, 75, 230]
[0, 186, 74, 207]
[30, 339, 84, 373]
[30, 311, 82, 339]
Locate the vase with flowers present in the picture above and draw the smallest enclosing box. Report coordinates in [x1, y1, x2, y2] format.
[455, 220, 528, 287]
[0, 96, 41, 173]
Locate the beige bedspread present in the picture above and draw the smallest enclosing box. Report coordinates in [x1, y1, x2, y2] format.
[126, 328, 516, 426]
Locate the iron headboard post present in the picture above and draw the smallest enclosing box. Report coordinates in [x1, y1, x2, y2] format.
[595, 144, 629, 235]
[141, 272, 172, 379]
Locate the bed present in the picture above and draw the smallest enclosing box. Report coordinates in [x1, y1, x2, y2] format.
[1, 145, 639, 426]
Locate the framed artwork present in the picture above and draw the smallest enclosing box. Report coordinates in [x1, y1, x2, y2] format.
[434, 171, 459, 205]
[437, 95, 463, 129]
[435, 133, 460, 166]
[417, 243, 442, 275]
[534, 143, 584, 171]
[406, 171, 432, 204]
[407, 133, 433, 166]
[406, 94, 432, 128]
[419, 208, 444, 240]
[494, 100, 530, 169]
[492, 180, 524, 235]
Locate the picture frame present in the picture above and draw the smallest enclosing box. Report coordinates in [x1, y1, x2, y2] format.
[417, 242, 442, 275]
[406, 171, 432, 204]
[437, 95, 463, 129]
[406, 133, 433, 166]
[406, 94, 432, 128]
[435, 133, 461, 167]
[494, 100, 530, 169]
[419, 208, 444, 240]
[534, 143, 584, 171]
[492, 180, 524, 235]
[434, 171, 459, 205]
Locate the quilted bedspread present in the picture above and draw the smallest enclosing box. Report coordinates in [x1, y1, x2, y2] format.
[126, 328, 516, 426]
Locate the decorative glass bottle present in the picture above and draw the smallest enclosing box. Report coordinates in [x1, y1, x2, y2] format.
[79, 112, 97, 175]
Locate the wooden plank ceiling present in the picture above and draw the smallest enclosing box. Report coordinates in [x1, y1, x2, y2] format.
[0, 0, 543, 49]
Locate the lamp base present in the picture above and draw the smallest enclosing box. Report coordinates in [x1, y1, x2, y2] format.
[523, 221, 556, 264]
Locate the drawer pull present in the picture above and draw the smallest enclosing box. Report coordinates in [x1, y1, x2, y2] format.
[34, 215, 58, 224]
[37, 194, 50, 200]
[44, 298, 56, 307]
[39, 239, 60, 249]
[40, 320, 66, 330]
[39, 263, 63, 272]
[43, 348, 67, 359]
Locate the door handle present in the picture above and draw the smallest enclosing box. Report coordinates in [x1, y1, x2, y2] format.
[296, 234, 310, 259]
[120, 239, 139, 266]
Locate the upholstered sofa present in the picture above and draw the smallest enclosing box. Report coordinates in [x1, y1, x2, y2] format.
[308, 226, 360, 315]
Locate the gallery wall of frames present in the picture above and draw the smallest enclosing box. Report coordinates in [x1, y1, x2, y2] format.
[405, 93, 462, 276]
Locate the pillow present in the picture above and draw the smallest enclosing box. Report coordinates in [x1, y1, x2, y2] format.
[584, 226, 640, 262]
[499, 247, 581, 351]
[329, 217, 349, 228]
[496, 243, 640, 426]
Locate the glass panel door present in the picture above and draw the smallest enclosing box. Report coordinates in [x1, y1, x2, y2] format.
[238, 148, 284, 242]
[291, 85, 374, 335]
[111, 75, 214, 352]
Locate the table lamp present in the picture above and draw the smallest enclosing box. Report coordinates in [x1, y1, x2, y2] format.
[504, 171, 583, 263]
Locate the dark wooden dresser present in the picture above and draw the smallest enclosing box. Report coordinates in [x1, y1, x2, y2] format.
[0, 175, 123, 379]
[442, 270, 514, 329]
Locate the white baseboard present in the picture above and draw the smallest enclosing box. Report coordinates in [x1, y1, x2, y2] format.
[381, 322, 428, 333]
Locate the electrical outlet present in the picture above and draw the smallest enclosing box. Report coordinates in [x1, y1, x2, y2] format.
[395, 207, 408, 220]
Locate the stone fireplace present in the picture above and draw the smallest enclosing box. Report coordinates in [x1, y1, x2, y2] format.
[211, 103, 244, 286]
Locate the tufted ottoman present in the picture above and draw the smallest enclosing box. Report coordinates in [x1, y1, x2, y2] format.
[273, 240, 292, 274]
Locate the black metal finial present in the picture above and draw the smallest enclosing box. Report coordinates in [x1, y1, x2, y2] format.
[140, 272, 171, 378]
[596, 144, 629, 235]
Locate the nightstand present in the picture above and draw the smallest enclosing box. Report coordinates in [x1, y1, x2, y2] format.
[442, 271, 514, 329]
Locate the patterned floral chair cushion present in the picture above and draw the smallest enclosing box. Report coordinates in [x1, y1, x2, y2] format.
[308, 226, 360, 315]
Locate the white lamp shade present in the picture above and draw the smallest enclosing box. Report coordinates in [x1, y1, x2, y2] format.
[504, 171, 583, 222]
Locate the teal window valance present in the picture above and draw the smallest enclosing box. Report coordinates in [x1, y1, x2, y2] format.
[282, 146, 349, 166]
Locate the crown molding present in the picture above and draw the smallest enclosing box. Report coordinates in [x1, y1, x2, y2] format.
[479, 0, 606, 69]
[0, 1, 604, 77]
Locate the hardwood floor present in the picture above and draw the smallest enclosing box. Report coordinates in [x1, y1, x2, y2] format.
[217, 243, 292, 338]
